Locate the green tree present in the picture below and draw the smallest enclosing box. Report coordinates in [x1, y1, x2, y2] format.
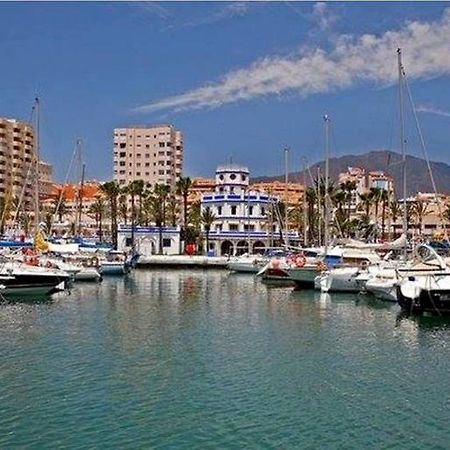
[176, 176, 193, 250]
[412, 198, 429, 237]
[380, 189, 391, 240]
[201, 206, 216, 254]
[118, 193, 128, 225]
[100, 181, 121, 248]
[88, 197, 106, 242]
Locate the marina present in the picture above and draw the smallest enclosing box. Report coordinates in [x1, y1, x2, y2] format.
[1, 269, 450, 448]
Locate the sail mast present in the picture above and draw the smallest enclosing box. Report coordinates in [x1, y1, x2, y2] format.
[284, 148, 289, 249]
[397, 48, 407, 258]
[302, 158, 308, 247]
[77, 162, 86, 237]
[34, 97, 40, 233]
[324, 115, 330, 254]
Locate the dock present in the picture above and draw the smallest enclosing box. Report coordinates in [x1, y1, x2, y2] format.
[137, 255, 229, 269]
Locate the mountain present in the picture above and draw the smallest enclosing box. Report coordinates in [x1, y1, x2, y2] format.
[252, 150, 450, 197]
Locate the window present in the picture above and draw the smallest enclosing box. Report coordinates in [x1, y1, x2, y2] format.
[231, 205, 237, 215]
[217, 206, 222, 215]
[119, 161, 125, 166]
[242, 174, 246, 181]
[261, 207, 266, 216]
[146, 145, 150, 148]
[145, 153, 150, 158]
[249, 206, 254, 215]
[244, 224, 255, 231]
[159, 142, 165, 147]
[229, 224, 238, 231]
[163, 238, 171, 249]
[137, 163, 141, 167]
[145, 163, 150, 167]
[119, 152, 126, 158]
[230, 173, 236, 180]
[215, 224, 222, 231]
[137, 153, 141, 158]
[120, 143, 126, 149]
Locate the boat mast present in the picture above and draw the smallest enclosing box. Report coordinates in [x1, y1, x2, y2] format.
[398, 48, 407, 259]
[324, 115, 330, 254]
[77, 161, 86, 237]
[284, 148, 289, 249]
[34, 97, 40, 233]
[302, 158, 308, 247]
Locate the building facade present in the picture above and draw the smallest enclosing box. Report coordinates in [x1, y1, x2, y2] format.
[200, 164, 298, 256]
[113, 124, 183, 188]
[38, 160, 53, 198]
[0, 117, 36, 211]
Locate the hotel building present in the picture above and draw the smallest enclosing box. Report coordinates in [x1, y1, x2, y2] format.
[113, 124, 183, 188]
[0, 117, 36, 211]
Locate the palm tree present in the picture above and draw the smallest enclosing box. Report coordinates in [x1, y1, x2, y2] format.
[176, 176, 192, 250]
[369, 187, 383, 224]
[154, 183, 171, 226]
[201, 206, 216, 254]
[147, 194, 164, 254]
[380, 189, 391, 240]
[167, 195, 179, 227]
[340, 180, 357, 220]
[118, 193, 128, 225]
[412, 198, 429, 237]
[100, 181, 121, 248]
[359, 192, 372, 219]
[88, 197, 106, 242]
[305, 187, 317, 244]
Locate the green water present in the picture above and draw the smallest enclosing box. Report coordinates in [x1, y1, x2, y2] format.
[0, 270, 449, 449]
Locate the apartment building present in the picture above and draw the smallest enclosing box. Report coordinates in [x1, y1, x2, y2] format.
[113, 124, 183, 188]
[38, 160, 53, 198]
[0, 117, 36, 211]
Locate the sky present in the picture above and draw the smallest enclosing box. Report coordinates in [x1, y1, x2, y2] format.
[1, 1, 450, 182]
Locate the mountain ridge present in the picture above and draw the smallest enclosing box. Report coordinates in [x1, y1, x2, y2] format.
[251, 150, 450, 197]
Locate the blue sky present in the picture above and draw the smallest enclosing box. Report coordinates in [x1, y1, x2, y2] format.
[1, 2, 449, 181]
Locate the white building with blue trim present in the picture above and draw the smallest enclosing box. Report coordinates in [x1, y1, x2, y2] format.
[117, 225, 181, 255]
[201, 164, 298, 256]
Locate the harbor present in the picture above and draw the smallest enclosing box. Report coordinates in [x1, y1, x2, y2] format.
[2, 2, 450, 448]
[1, 269, 449, 448]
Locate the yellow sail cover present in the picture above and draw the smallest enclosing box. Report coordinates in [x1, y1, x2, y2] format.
[34, 231, 49, 251]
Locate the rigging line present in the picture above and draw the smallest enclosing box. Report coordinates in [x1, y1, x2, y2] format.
[403, 73, 444, 226]
[50, 141, 78, 232]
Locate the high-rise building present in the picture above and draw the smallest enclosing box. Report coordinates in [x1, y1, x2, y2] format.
[113, 124, 183, 188]
[0, 117, 36, 211]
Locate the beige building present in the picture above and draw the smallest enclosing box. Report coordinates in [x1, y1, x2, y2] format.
[250, 180, 304, 207]
[38, 160, 53, 198]
[0, 117, 36, 212]
[113, 124, 183, 188]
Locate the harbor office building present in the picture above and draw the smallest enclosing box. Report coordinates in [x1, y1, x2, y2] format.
[201, 164, 299, 256]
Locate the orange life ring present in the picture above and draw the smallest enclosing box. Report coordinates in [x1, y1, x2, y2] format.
[295, 254, 306, 268]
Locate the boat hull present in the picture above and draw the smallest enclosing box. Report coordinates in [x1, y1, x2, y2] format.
[286, 266, 319, 288]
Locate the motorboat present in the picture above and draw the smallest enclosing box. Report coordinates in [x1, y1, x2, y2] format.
[0, 261, 70, 297]
[314, 250, 381, 293]
[227, 254, 267, 274]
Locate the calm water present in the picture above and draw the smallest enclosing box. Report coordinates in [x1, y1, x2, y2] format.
[1, 270, 450, 449]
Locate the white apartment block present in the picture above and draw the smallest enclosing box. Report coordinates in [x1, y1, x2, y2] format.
[113, 124, 183, 188]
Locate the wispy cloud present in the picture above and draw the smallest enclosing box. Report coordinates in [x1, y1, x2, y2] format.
[134, 2, 171, 20]
[182, 2, 249, 28]
[416, 104, 450, 118]
[312, 2, 337, 31]
[134, 8, 450, 114]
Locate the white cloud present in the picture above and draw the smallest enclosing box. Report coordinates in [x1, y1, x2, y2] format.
[312, 2, 337, 31]
[182, 2, 249, 28]
[135, 8, 450, 113]
[416, 104, 450, 118]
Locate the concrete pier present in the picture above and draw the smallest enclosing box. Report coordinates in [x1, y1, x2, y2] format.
[137, 255, 229, 269]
